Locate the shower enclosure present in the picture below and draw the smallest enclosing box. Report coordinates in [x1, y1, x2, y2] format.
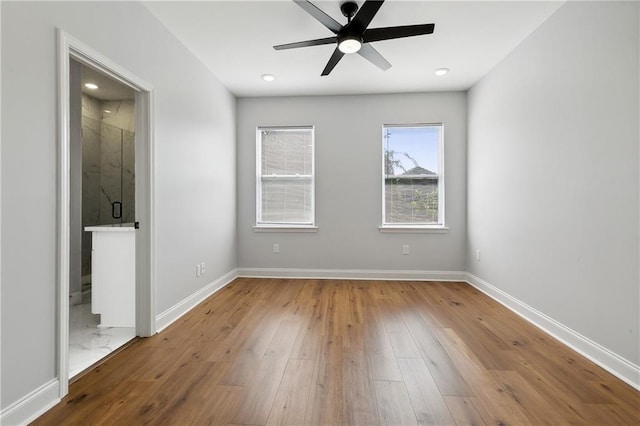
[81, 116, 135, 278]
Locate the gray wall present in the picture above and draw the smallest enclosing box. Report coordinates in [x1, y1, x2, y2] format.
[467, 1, 639, 365]
[237, 93, 467, 271]
[1, 1, 236, 409]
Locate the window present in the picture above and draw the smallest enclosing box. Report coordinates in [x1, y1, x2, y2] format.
[256, 126, 315, 227]
[382, 124, 444, 228]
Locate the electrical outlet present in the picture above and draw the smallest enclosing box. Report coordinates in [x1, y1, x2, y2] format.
[201, 262, 206, 273]
[475, 249, 481, 261]
[273, 243, 280, 254]
[402, 244, 410, 255]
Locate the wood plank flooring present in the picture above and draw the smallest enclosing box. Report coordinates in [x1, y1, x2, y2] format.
[33, 278, 640, 425]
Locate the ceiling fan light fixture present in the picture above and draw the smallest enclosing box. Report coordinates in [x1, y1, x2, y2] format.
[338, 36, 362, 54]
[274, 0, 436, 76]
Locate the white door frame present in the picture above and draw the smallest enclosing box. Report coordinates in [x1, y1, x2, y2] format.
[56, 29, 156, 397]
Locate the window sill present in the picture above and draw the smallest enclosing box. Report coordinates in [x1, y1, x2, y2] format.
[253, 226, 318, 233]
[379, 226, 449, 234]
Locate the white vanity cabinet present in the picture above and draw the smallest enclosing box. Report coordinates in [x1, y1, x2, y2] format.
[84, 224, 136, 327]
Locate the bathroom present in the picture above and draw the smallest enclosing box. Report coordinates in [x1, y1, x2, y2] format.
[68, 60, 137, 377]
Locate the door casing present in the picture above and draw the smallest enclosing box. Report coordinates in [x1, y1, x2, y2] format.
[57, 29, 155, 397]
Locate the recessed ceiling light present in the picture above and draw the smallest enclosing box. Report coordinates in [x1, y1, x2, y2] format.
[103, 110, 111, 114]
[434, 68, 449, 76]
[84, 83, 99, 90]
[261, 74, 275, 82]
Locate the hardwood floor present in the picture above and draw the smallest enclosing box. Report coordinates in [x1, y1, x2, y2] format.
[34, 278, 639, 425]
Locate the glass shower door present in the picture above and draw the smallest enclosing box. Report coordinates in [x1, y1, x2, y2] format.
[81, 117, 135, 278]
[99, 120, 135, 224]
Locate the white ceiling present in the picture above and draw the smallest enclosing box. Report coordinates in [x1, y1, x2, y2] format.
[144, 0, 564, 97]
[81, 64, 135, 101]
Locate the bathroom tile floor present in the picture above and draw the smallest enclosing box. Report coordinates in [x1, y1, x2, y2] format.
[69, 302, 136, 378]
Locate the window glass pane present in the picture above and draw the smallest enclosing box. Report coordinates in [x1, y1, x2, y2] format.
[258, 127, 314, 226]
[383, 125, 442, 225]
[261, 178, 312, 223]
[384, 126, 439, 176]
[385, 177, 439, 223]
[262, 130, 312, 176]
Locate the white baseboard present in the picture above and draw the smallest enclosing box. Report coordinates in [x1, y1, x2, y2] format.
[466, 273, 640, 391]
[0, 379, 60, 426]
[237, 267, 467, 282]
[155, 269, 238, 333]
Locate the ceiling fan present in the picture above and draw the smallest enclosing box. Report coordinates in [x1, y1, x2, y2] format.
[274, 0, 435, 76]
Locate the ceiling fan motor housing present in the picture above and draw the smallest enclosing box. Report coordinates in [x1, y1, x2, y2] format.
[338, 1, 364, 53]
[340, 1, 359, 19]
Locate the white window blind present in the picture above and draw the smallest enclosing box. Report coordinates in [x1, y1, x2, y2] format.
[257, 127, 315, 226]
[382, 124, 444, 226]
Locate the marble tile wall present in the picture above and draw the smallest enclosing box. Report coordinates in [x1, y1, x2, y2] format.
[98, 122, 135, 225]
[82, 93, 102, 121]
[101, 99, 135, 132]
[82, 116, 102, 276]
[99, 121, 124, 226]
[122, 130, 135, 224]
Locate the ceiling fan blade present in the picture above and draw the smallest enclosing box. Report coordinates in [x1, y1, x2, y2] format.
[363, 24, 435, 43]
[351, 0, 385, 31]
[321, 47, 345, 76]
[294, 0, 343, 34]
[358, 43, 391, 71]
[274, 36, 337, 50]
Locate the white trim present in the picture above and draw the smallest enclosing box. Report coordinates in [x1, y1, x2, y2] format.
[155, 269, 238, 333]
[56, 29, 71, 398]
[379, 226, 449, 234]
[466, 273, 640, 391]
[0, 380, 60, 426]
[0, 0, 3, 413]
[637, 0, 640, 394]
[237, 267, 466, 281]
[57, 29, 155, 399]
[134, 90, 156, 338]
[253, 226, 318, 233]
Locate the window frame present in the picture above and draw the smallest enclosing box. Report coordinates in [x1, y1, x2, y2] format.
[380, 123, 447, 232]
[255, 125, 316, 230]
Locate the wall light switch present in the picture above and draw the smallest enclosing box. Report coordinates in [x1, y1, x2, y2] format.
[476, 250, 481, 261]
[402, 245, 410, 255]
[273, 243, 280, 254]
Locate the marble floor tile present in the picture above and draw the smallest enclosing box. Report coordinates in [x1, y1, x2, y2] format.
[69, 302, 136, 378]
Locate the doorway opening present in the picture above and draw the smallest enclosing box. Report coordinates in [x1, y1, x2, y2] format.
[58, 30, 155, 397]
[68, 60, 137, 378]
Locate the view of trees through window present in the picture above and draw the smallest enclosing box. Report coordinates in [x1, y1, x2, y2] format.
[383, 124, 442, 225]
